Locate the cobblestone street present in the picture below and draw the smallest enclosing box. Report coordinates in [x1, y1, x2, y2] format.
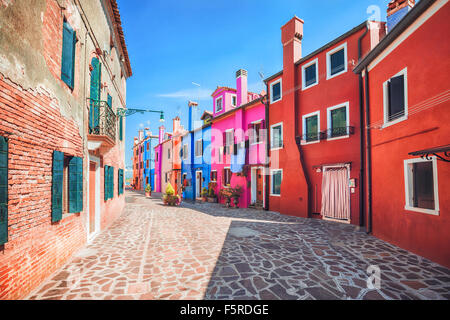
[27, 190, 450, 300]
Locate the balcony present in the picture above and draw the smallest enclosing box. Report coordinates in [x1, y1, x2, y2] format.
[87, 99, 117, 152]
[324, 126, 355, 139]
[300, 131, 327, 144]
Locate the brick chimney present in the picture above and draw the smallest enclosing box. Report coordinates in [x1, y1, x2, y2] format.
[236, 69, 248, 107]
[158, 126, 165, 144]
[173, 117, 181, 135]
[387, 0, 415, 32]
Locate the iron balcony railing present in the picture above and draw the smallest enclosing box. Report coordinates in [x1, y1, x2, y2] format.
[89, 99, 117, 142]
[324, 126, 355, 139]
[301, 131, 327, 143]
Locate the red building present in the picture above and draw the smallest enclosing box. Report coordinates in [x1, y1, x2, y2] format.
[354, 0, 450, 267]
[265, 16, 385, 225]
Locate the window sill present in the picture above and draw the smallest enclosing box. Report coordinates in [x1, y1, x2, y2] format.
[302, 82, 318, 91]
[301, 139, 321, 145]
[382, 115, 408, 129]
[405, 205, 439, 216]
[327, 135, 350, 142]
[326, 68, 347, 80]
[250, 142, 264, 146]
[270, 145, 284, 151]
[270, 193, 281, 197]
[270, 98, 282, 104]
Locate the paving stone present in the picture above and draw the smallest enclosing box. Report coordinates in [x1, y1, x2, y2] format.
[25, 190, 450, 301]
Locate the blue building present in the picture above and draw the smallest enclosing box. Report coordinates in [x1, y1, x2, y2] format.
[181, 101, 212, 201]
[142, 132, 158, 191]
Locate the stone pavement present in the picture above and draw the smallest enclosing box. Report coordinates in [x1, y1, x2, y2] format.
[27, 191, 450, 300]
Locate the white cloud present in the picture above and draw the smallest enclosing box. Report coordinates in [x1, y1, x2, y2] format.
[156, 88, 213, 100]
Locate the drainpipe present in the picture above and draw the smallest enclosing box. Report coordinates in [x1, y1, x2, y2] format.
[263, 92, 270, 211]
[358, 22, 369, 228]
[364, 67, 373, 234]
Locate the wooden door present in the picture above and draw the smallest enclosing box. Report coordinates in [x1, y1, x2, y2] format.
[256, 169, 263, 202]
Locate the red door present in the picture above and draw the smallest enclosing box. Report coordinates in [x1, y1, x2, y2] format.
[89, 162, 96, 235]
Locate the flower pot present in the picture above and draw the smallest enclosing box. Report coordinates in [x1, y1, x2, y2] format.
[145, 191, 151, 198]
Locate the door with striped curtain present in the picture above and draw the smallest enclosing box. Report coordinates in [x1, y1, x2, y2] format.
[321, 165, 350, 222]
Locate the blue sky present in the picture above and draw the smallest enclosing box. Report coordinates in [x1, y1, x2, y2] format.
[118, 0, 390, 169]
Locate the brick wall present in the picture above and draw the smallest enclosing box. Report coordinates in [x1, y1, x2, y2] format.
[0, 76, 86, 300]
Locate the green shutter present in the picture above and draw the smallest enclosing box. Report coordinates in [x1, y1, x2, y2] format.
[104, 165, 109, 201]
[68, 157, 83, 213]
[61, 21, 76, 89]
[119, 116, 123, 141]
[0, 136, 8, 245]
[107, 94, 112, 109]
[89, 58, 101, 133]
[110, 167, 114, 199]
[118, 169, 123, 195]
[52, 151, 64, 222]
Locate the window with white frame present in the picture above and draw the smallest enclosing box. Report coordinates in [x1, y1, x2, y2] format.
[224, 130, 234, 155]
[215, 96, 223, 113]
[327, 102, 349, 139]
[249, 120, 263, 145]
[223, 168, 231, 186]
[231, 94, 237, 107]
[302, 58, 319, 90]
[195, 139, 203, 157]
[383, 68, 408, 126]
[404, 157, 439, 215]
[210, 170, 217, 182]
[326, 43, 347, 79]
[270, 79, 282, 103]
[270, 122, 283, 149]
[182, 144, 188, 160]
[271, 169, 282, 196]
[302, 111, 320, 143]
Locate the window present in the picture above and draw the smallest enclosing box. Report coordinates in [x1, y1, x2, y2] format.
[182, 173, 187, 185]
[156, 152, 159, 162]
[327, 102, 349, 139]
[326, 43, 347, 79]
[195, 140, 203, 157]
[404, 157, 439, 215]
[165, 173, 168, 183]
[223, 168, 232, 186]
[61, 21, 76, 89]
[147, 142, 150, 151]
[224, 130, 234, 155]
[215, 96, 223, 113]
[211, 170, 217, 182]
[167, 148, 171, 159]
[271, 169, 282, 196]
[302, 111, 320, 143]
[270, 122, 283, 150]
[249, 121, 264, 145]
[231, 94, 237, 107]
[183, 144, 188, 160]
[302, 58, 319, 90]
[146, 160, 149, 168]
[383, 68, 408, 127]
[104, 165, 114, 201]
[270, 79, 282, 103]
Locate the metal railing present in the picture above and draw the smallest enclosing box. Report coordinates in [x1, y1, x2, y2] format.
[324, 126, 355, 139]
[89, 99, 117, 142]
[301, 131, 327, 143]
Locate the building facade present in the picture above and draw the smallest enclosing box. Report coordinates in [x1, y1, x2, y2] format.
[0, 0, 130, 299]
[354, 0, 450, 267]
[181, 102, 212, 201]
[264, 16, 384, 225]
[169, 117, 186, 196]
[132, 129, 157, 191]
[211, 70, 266, 208]
[153, 126, 165, 193]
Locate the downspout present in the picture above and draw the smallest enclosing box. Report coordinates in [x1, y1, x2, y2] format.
[358, 22, 369, 228]
[364, 66, 373, 234]
[263, 93, 270, 211]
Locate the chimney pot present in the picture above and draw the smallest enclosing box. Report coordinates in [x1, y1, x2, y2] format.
[236, 69, 248, 107]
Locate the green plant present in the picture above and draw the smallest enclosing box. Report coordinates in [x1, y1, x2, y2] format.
[208, 187, 216, 198]
[201, 187, 208, 197]
[230, 185, 244, 198]
[145, 184, 151, 192]
[165, 183, 175, 196]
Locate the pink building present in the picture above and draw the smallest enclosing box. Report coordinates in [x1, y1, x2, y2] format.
[211, 69, 267, 208]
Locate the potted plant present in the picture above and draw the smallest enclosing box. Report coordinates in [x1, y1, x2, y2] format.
[207, 186, 217, 203]
[219, 188, 232, 208]
[230, 185, 243, 208]
[201, 187, 208, 202]
[145, 184, 151, 198]
[162, 183, 181, 206]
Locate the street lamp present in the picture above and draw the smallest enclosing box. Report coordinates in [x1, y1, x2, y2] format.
[159, 112, 165, 122]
